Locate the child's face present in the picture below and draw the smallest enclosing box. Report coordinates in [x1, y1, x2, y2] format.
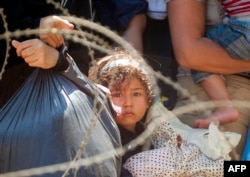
[110, 77, 150, 132]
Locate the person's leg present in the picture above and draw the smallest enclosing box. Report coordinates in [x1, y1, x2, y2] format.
[174, 74, 250, 160]
[189, 8, 249, 129]
[174, 75, 213, 126]
[193, 75, 239, 128]
[122, 13, 146, 53]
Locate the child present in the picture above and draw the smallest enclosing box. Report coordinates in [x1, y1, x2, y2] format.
[191, 0, 250, 128]
[89, 51, 240, 176]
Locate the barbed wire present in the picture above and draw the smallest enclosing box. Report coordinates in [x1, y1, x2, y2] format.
[0, 0, 248, 176]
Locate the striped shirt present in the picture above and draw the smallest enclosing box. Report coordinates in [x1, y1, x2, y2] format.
[221, 0, 250, 17]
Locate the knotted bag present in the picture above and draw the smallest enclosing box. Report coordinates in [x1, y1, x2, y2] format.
[0, 58, 121, 177]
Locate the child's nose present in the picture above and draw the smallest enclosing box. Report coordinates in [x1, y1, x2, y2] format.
[123, 95, 132, 107]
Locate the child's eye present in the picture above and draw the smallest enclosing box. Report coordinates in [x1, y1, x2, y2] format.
[133, 92, 142, 97]
[111, 93, 122, 97]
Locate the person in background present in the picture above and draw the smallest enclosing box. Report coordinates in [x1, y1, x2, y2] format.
[93, 0, 148, 53]
[89, 50, 240, 176]
[167, 0, 250, 159]
[0, 0, 121, 175]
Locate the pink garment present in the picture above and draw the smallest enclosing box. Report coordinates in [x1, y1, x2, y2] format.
[221, 0, 250, 17]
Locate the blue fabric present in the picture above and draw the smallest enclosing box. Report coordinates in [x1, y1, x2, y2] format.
[242, 126, 250, 160]
[94, 0, 148, 31]
[191, 16, 250, 84]
[113, 0, 148, 30]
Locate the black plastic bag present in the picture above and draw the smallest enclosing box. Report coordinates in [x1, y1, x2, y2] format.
[0, 59, 121, 177]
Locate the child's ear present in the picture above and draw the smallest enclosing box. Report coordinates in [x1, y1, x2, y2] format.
[148, 97, 153, 106]
[146, 101, 151, 109]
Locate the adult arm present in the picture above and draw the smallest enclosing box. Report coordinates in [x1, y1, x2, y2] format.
[167, 0, 250, 74]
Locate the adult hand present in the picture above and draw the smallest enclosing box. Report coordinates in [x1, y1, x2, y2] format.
[12, 39, 59, 69]
[39, 16, 74, 48]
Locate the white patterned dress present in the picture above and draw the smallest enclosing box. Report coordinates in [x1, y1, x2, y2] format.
[123, 102, 240, 177]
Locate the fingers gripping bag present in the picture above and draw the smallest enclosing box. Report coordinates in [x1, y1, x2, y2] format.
[0, 56, 122, 177]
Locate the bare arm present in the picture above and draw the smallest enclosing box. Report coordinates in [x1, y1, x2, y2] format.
[167, 0, 250, 74]
[122, 13, 147, 53]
